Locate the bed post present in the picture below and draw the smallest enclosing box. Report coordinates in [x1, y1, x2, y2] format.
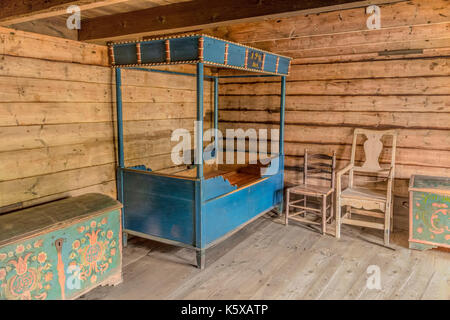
[196, 62, 205, 268]
[115, 67, 127, 247]
[278, 76, 286, 215]
[196, 63, 204, 179]
[214, 76, 219, 160]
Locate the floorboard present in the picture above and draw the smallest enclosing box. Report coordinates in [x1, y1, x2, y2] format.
[81, 213, 449, 300]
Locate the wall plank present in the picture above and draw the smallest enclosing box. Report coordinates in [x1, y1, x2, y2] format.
[0, 163, 116, 206]
[206, 0, 450, 43]
[0, 27, 213, 209]
[221, 77, 450, 96]
[0, 27, 108, 66]
[217, 0, 450, 201]
[219, 95, 450, 113]
[220, 122, 450, 151]
[220, 58, 450, 81]
[220, 110, 450, 130]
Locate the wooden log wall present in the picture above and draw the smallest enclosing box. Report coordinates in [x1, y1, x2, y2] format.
[0, 27, 212, 212]
[214, 0, 450, 197]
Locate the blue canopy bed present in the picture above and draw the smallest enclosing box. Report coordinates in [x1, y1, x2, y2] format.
[109, 34, 291, 268]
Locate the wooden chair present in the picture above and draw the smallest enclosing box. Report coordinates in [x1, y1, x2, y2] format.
[285, 149, 336, 234]
[335, 129, 397, 245]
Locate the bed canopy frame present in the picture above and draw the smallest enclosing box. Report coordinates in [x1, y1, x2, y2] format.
[110, 34, 291, 268]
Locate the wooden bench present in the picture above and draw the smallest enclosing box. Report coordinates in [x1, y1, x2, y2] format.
[0, 193, 122, 300]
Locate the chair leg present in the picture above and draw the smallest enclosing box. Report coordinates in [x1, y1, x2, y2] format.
[384, 203, 391, 246]
[384, 226, 390, 246]
[322, 195, 327, 235]
[390, 199, 394, 232]
[285, 190, 290, 226]
[330, 193, 334, 223]
[335, 197, 341, 239]
[303, 195, 307, 217]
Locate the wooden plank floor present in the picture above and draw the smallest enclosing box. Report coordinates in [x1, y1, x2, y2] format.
[81, 209, 449, 300]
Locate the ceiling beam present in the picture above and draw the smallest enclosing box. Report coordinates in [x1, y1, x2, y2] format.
[79, 0, 404, 42]
[0, 0, 130, 26]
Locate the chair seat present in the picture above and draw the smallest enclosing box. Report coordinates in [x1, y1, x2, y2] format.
[341, 187, 387, 202]
[288, 184, 334, 196]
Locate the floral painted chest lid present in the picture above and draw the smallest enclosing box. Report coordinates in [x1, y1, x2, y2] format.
[409, 175, 450, 195]
[0, 193, 122, 247]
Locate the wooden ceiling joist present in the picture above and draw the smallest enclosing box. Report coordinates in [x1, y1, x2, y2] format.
[79, 0, 404, 42]
[0, 0, 130, 26]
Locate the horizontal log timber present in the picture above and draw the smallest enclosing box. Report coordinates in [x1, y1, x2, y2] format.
[0, 0, 130, 26]
[227, 140, 450, 169]
[0, 27, 218, 211]
[0, 55, 214, 90]
[245, 22, 450, 54]
[0, 54, 215, 86]
[0, 102, 202, 126]
[219, 58, 450, 81]
[277, 38, 450, 61]
[220, 76, 450, 95]
[219, 95, 450, 113]
[283, 143, 450, 169]
[125, 153, 183, 171]
[0, 141, 114, 182]
[0, 163, 116, 207]
[0, 27, 108, 66]
[0, 148, 184, 208]
[0, 77, 212, 103]
[275, 38, 450, 61]
[211, 0, 450, 198]
[0, 118, 203, 152]
[219, 110, 450, 130]
[205, 0, 450, 43]
[79, 0, 403, 42]
[219, 123, 450, 151]
[0, 134, 190, 181]
[292, 48, 450, 65]
[0, 102, 113, 126]
[290, 47, 450, 65]
[122, 81, 213, 101]
[0, 55, 111, 84]
[284, 156, 450, 180]
[0, 180, 117, 214]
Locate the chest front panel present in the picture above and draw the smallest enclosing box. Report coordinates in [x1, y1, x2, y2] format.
[410, 191, 450, 248]
[0, 209, 121, 300]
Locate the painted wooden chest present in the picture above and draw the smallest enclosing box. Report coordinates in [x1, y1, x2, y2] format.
[0, 193, 122, 300]
[409, 175, 450, 251]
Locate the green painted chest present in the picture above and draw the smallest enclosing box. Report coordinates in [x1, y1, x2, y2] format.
[0, 193, 122, 300]
[409, 175, 450, 251]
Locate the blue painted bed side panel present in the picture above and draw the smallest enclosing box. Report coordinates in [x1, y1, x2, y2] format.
[278, 58, 290, 75]
[122, 169, 195, 245]
[201, 173, 283, 247]
[114, 44, 137, 65]
[128, 165, 152, 172]
[203, 37, 226, 64]
[264, 54, 278, 73]
[227, 44, 246, 67]
[202, 176, 237, 201]
[141, 40, 165, 63]
[170, 37, 199, 61]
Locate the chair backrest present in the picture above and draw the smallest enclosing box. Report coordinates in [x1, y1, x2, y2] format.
[350, 128, 397, 172]
[303, 149, 336, 188]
